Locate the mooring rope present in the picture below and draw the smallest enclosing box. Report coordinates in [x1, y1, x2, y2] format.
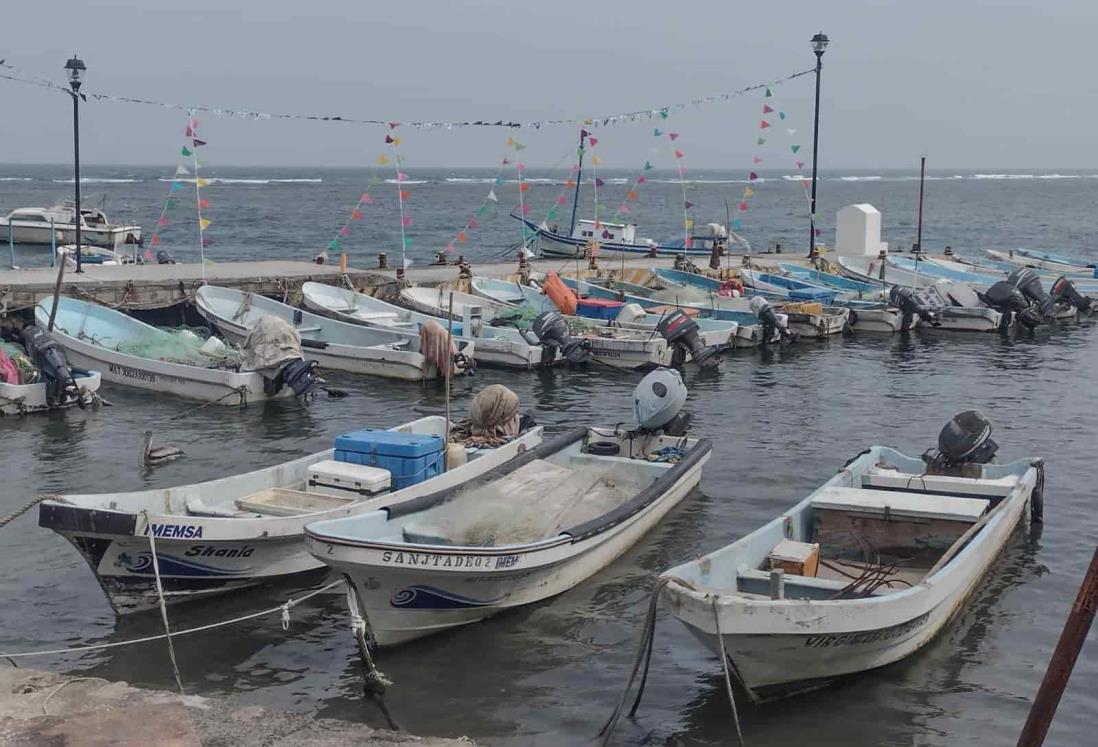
[169, 384, 248, 420]
[711, 598, 745, 747]
[145, 513, 184, 695]
[0, 495, 59, 530]
[345, 580, 399, 731]
[0, 579, 344, 660]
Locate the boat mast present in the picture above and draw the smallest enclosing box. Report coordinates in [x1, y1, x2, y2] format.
[915, 156, 926, 252]
[568, 129, 587, 236]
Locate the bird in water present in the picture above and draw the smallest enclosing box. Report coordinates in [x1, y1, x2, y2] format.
[143, 431, 183, 466]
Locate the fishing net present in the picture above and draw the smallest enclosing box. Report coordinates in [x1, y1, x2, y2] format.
[117, 326, 240, 367]
[648, 284, 710, 305]
[0, 341, 38, 384]
[490, 307, 597, 335]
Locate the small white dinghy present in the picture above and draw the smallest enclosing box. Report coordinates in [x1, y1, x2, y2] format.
[660, 411, 1043, 702]
[301, 282, 541, 369]
[0, 326, 101, 415]
[399, 286, 510, 320]
[196, 286, 474, 381]
[34, 297, 295, 404]
[38, 414, 544, 613]
[305, 370, 711, 647]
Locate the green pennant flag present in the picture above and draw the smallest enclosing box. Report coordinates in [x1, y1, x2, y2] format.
[547, 208, 558, 220]
[778, 112, 786, 120]
[181, 146, 193, 157]
[403, 236, 412, 246]
[514, 142, 526, 151]
[765, 87, 773, 97]
[757, 138, 766, 146]
[659, 108, 669, 119]
[203, 257, 214, 266]
[328, 239, 341, 251]
[644, 161, 654, 170]
[653, 128, 662, 137]
[791, 144, 801, 153]
[165, 199, 177, 208]
[475, 205, 488, 217]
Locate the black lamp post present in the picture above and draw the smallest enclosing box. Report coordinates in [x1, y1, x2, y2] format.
[64, 55, 86, 273]
[807, 32, 829, 258]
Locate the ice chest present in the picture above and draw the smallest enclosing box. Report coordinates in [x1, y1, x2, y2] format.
[307, 460, 391, 499]
[576, 297, 625, 320]
[334, 429, 445, 489]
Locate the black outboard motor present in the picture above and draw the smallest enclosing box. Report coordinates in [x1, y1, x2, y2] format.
[156, 250, 176, 265]
[531, 311, 591, 366]
[656, 310, 720, 369]
[922, 410, 999, 478]
[889, 286, 940, 330]
[1050, 276, 1093, 314]
[263, 357, 323, 397]
[1006, 267, 1057, 317]
[980, 280, 1041, 330]
[22, 325, 83, 408]
[749, 296, 796, 345]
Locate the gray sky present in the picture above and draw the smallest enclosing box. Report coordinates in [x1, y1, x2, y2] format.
[1, 0, 1094, 169]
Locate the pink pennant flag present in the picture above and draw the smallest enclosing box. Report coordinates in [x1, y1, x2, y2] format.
[185, 125, 195, 137]
[594, 219, 602, 229]
[340, 226, 350, 237]
[749, 171, 759, 180]
[619, 205, 630, 214]
[796, 160, 805, 169]
[520, 204, 531, 215]
[502, 157, 510, 165]
[738, 202, 749, 211]
[446, 242, 456, 253]
[674, 149, 684, 159]
[753, 156, 763, 164]
[802, 178, 811, 188]
[401, 215, 413, 227]
[149, 235, 161, 247]
[388, 121, 401, 129]
[762, 104, 774, 114]
[668, 132, 679, 141]
[637, 175, 646, 184]
[587, 136, 598, 146]
[198, 198, 210, 209]
[156, 217, 170, 227]
[396, 172, 409, 181]
[516, 163, 526, 172]
[385, 134, 395, 144]
[468, 217, 479, 229]
[361, 193, 373, 204]
[571, 163, 580, 172]
[143, 249, 155, 261]
[556, 195, 567, 205]
[760, 120, 771, 129]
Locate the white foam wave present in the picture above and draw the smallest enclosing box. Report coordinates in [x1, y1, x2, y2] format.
[838, 175, 881, 181]
[270, 178, 323, 183]
[52, 178, 141, 184]
[0, 177, 32, 181]
[384, 179, 428, 184]
[971, 174, 1036, 180]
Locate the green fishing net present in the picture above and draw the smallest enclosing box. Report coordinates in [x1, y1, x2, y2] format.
[491, 307, 597, 335]
[117, 326, 240, 367]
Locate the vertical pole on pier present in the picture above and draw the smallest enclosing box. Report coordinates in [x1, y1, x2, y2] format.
[807, 33, 829, 258]
[63, 55, 87, 273]
[47, 253, 67, 332]
[1017, 546, 1098, 747]
[568, 129, 587, 238]
[7, 216, 14, 269]
[916, 156, 927, 252]
[444, 293, 454, 435]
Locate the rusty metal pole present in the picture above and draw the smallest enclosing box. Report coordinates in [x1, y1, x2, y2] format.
[1017, 546, 1098, 747]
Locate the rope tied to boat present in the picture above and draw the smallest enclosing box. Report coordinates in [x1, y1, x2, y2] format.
[0, 392, 28, 416]
[169, 384, 248, 420]
[0, 494, 65, 530]
[143, 510, 185, 695]
[345, 580, 399, 731]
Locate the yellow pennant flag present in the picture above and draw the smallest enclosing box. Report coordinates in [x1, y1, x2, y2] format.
[392, 136, 402, 146]
[506, 136, 515, 147]
[743, 186, 754, 197]
[591, 155, 603, 166]
[195, 178, 209, 187]
[199, 218, 211, 230]
[377, 155, 390, 166]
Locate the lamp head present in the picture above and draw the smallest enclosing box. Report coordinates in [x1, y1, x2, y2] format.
[811, 32, 830, 56]
[64, 55, 86, 91]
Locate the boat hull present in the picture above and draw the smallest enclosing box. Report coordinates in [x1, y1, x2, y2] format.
[846, 307, 902, 333]
[1, 222, 142, 249]
[783, 306, 850, 338]
[0, 371, 102, 415]
[309, 446, 709, 646]
[39, 426, 543, 613]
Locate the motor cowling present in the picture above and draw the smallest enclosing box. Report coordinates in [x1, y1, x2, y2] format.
[1050, 276, 1093, 313]
[656, 310, 720, 369]
[265, 357, 323, 397]
[980, 280, 1041, 330]
[749, 296, 794, 344]
[923, 409, 999, 477]
[633, 368, 691, 435]
[1007, 267, 1056, 317]
[22, 325, 83, 408]
[889, 286, 940, 330]
[156, 250, 176, 265]
[531, 311, 590, 366]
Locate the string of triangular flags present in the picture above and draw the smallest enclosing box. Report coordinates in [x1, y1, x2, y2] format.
[509, 137, 532, 248]
[588, 134, 603, 249]
[661, 129, 693, 247]
[765, 88, 816, 230]
[185, 117, 213, 272]
[444, 144, 511, 254]
[145, 119, 192, 259]
[611, 158, 655, 222]
[326, 191, 375, 255]
[0, 60, 813, 131]
[734, 89, 774, 230]
[381, 123, 412, 269]
[540, 136, 587, 230]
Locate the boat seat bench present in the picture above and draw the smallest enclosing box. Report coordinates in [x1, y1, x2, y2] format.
[735, 566, 895, 600]
[861, 470, 1018, 499]
[811, 486, 989, 523]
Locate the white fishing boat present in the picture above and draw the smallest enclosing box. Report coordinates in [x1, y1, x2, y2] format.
[56, 244, 135, 268]
[38, 414, 544, 613]
[34, 297, 300, 404]
[0, 370, 101, 415]
[661, 411, 1043, 701]
[196, 286, 473, 381]
[300, 282, 541, 369]
[986, 248, 1093, 275]
[0, 327, 102, 415]
[305, 370, 711, 646]
[780, 304, 850, 338]
[399, 286, 510, 320]
[1, 202, 141, 249]
[842, 304, 903, 333]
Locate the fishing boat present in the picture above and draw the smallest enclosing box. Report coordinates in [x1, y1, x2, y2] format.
[1, 202, 141, 249]
[1012, 247, 1095, 269]
[38, 415, 544, 612]
[57, 244, 136, 267]
[300, 282, 542, 370]
[399, 286, 510, 320]
[0, 371, 101, 415]
[661, 411, 1043, 701]
[305, 370, 711, 646]
[739, 268, 842, 304]
[778, 263, 887, 297]
[516, 215, 713, 258]
[841, 302, 904, 333]
[987, 248, 1095, 275]
[0, 329, 101, 415]
[780, 303, 851, 339]
[196, 286, 472, 381]
[34, 297, 299, 403]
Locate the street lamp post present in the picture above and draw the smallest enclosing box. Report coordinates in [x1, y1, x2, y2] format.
[64, 55, 86, 273]
[807, 32, 829, 258]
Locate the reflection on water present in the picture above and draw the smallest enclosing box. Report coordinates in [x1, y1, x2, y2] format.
[1, 317, 1096, 746]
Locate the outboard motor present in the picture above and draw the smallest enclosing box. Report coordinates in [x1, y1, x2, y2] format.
[156, 250, 177, 265]
[1050, 275, 1093, 314]
[922, 410, 999, 478]
[531, 311, 591, 366]
[263, 357, 323, 397]
[889, 286, 940, 330]
[749, 296, 795, 345]
[633, 368, 691, 436]
[980, 279, 1041, 330]
[22, 325, 83, 408]
[1007, 267, 1057, 317]
[656, 310, 720, 369]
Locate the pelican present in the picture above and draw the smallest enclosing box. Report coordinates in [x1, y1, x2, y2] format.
[143, 431, 183, 466]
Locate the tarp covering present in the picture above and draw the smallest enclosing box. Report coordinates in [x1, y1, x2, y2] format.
[241, 316, 304, 374]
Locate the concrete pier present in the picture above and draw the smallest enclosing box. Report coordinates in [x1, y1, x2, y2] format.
[0, 667, 472, 746]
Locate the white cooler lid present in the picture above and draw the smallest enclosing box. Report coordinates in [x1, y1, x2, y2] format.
[308, 459, 391, 491]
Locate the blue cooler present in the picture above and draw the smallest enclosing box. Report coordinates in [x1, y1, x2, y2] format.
[334, 429, 445, 489]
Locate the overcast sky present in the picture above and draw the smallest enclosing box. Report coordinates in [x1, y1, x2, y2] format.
[1, 0, 1094, 170]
